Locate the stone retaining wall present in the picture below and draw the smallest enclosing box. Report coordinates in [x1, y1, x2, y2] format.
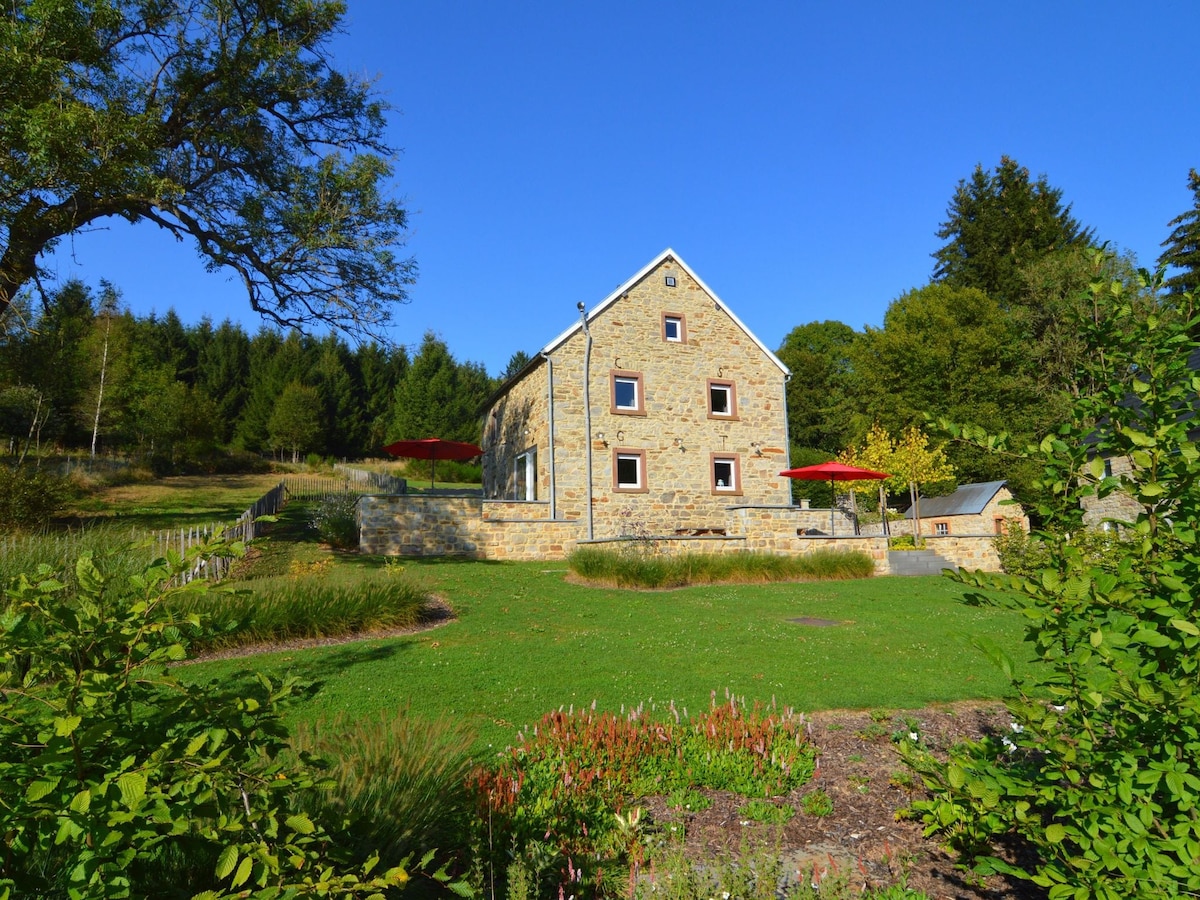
[359, 495, 1003, 573]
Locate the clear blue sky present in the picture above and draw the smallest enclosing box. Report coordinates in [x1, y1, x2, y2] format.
[42, 0, 1199, 376]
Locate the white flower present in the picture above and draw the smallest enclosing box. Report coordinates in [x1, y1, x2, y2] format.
[908, 731, 919, 742]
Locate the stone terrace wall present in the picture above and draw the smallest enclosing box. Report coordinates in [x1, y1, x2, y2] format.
[359, 495, 579, 560]
[359, 495, 1003, 571]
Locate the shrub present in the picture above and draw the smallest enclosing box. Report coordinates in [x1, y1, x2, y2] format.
[0, 538, 435, 898]
[567, 547, 873, 588]
[0, 464, 74, 531]
[308, 491, 360, 549]
[906, 270, 1200, 897]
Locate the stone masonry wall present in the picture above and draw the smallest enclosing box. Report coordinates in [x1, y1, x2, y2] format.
[360, 494, 1004, 572]
[1080, 455, 1142, 529]
[482, 363, 550, 503]
[530, 255, 792, 537]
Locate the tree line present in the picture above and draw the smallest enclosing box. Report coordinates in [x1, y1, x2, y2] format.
[0, 288, 529, 469]
[776, 157, 1200, 508]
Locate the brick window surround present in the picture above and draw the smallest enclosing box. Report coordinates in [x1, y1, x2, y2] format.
[612, 448, 648, 493]
[710, 453, 743, 496]
[934, 521, 950, 536]
[661, 313, 687, 344]
[707, 379, 738, 419]
[610, 369, 647, 416]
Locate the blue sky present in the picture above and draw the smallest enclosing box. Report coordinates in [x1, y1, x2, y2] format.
[42, 0, 1199, 376]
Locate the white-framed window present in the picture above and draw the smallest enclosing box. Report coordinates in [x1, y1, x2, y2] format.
[707, 379, 737, 419]
[514, 447, 536, 501]
[662, 313, 686, 343]
[613, 449, 647, 492]
[934, 521, 950, 536]
[710, 454, 742, 495]
[610, 370, 645, 415]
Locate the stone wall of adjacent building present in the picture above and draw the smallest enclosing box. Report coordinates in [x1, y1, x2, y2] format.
[1080, 455, 1142, 529]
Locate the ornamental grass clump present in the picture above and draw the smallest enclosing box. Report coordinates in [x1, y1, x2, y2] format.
[173, 569, 431, 652]
[296, 711, 477, 872]
[468, 694, 816, 899]
[567, 546, 872, 588]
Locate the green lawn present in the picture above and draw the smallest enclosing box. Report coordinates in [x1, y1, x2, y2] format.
[188, 559, 1028, 750]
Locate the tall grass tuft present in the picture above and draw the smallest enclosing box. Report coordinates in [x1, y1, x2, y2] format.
[0, 527, 153, 596]
[295, 711, 477, 870]
[568, 547, 874, 589]
[173, 569, 433, 652]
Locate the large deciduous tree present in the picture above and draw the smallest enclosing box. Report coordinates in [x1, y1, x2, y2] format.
[1158, 167, 1200, 297]
[775, 320, 859, 454]
[0, 0, 414, 338]
[932, 156, 1093, 305]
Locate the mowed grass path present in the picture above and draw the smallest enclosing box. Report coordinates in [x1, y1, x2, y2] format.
[189, 559, 1027, 750]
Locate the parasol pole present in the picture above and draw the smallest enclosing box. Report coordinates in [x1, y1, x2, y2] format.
[830, 476, 836, 534]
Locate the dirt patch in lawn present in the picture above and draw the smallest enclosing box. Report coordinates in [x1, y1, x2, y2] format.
[643, 703, 1046, 900]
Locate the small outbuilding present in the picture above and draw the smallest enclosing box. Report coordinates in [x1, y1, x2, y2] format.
[904, 481, 1028, 536]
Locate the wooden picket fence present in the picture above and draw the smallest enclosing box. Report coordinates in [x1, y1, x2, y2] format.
[1, 467, 405, 587]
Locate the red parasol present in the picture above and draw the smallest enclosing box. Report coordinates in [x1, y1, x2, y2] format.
[382, 437, 482, 488]
[778, 461, 890, 534]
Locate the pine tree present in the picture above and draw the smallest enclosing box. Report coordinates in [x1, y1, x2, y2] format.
[1158, 168, 1200, 296]
[932, 156, 1093, 306]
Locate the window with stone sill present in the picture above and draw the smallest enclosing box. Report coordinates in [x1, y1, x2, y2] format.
[613, 448, 647, 492]
[707, 379, 738, 419]
[610, 369, 646, 415]
[710, 453, 742, 496]
[662, 313, 686, 343]
[934, 521, 950, 536]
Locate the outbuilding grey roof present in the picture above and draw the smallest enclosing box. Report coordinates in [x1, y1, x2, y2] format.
[904, 481, 1007, 519]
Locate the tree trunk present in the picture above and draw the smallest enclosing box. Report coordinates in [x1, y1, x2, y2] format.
[909, 481, 922, 544]
[91, 314, 112, 457]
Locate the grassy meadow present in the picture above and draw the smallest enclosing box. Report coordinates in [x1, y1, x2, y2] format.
[188, 555, 1028, 751]
[63, 472, 283, 530]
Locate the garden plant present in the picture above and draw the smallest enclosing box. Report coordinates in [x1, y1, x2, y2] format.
[905, 267, 1200, 898]
[0, 536, 463, 899]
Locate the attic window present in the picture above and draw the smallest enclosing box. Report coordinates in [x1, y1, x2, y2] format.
[662, 313, 686, 343]
[664, 275, 677, 287]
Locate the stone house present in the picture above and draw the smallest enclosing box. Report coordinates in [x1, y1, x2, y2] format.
[902, 481, 1029, 536]
[480, 248, 793, 539]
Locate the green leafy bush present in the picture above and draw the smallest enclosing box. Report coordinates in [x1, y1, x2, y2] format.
[567, 547, 874, 588]
[906, 269, 1200, 898]
[308, 491, 360, 549]
[0, 539, 433, 898]
[0, 464, 74, 531]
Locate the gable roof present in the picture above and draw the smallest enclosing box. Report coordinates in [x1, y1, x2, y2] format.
[904, 481, 1007, 519]
[541, 248, 790, 376]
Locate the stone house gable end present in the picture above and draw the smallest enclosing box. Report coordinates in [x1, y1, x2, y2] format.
[481, 250, 792, 538]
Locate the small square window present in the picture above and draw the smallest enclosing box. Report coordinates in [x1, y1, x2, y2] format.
[664, 275, 676, 287]
[613, 449, 647, 492]
[934, 522, 950, 536]
[707, 380, 737, 419]
[662, 313, 686, 343]
[610, 370, 646, 415]
[710, 454, 742, 495]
